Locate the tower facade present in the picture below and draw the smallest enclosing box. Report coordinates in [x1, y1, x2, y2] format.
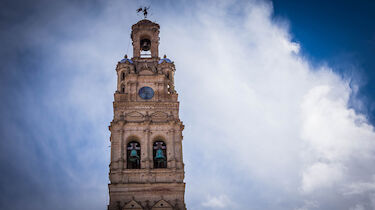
[108, 19, 186, 210]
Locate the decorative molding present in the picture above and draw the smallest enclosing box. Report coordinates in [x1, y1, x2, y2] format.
[126, 111, 144, 122]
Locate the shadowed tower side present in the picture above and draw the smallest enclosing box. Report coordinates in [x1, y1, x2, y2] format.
[107, 19, 186, 210]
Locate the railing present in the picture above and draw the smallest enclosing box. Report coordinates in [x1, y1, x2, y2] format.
[140, 50, 151, 58]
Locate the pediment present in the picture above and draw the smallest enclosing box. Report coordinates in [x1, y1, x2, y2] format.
[152, 199, 172, 209]
[151, 111, 168, 122]
[123, 200, 142, 209]
[126, 111, 144, 121]
[139, 69, 154, 75]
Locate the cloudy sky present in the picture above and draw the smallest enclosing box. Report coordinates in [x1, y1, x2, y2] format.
[1, 0, 375, 209]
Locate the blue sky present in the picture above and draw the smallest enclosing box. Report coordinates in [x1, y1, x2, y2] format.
[0, 0, 375, 210]
[272, 0, 375, 123]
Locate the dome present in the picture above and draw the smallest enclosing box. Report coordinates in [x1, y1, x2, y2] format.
[158, 55, 172, 64]
[136, 19, 153, 25]
[119, 55, 133, 64]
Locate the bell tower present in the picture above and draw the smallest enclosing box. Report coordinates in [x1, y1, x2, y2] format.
[131, 19, 159, 58]
[108, 19, 186, 210]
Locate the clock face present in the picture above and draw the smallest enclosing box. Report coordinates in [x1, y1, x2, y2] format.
[138, 86, 154, 100]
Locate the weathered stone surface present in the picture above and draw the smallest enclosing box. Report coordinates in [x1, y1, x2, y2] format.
[108, 19, 186, 210]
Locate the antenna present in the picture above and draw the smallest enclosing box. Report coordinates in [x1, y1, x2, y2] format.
[136, 6, 150, 19]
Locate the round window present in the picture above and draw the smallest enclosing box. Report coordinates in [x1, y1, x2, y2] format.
[138, 86, 154, 100]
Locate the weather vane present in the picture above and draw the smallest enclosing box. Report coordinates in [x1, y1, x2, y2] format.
[137, 6, 150, 19]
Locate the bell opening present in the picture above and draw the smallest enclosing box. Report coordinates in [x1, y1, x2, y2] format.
[127, 141, 141, 169]
[153, 141, 167, 168]
[140, 38, 151, 58]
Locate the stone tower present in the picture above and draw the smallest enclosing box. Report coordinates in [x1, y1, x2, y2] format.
[108, 19, 186, 210]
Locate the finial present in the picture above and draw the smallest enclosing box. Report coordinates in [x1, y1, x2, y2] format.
[164, 54, 167, 58]
[136, 6, 150, 19]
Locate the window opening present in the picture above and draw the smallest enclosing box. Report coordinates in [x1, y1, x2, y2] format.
[153, 141, 167, 168]
[127, 141, 140, 169]
[121, 72, 125, 80]
[140, 38, 152, 58]
[120, 84, 125, 93]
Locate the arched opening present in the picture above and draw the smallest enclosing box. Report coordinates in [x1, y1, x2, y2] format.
[121, 71, 125, 80]
[121, 84, 125, 93]
[140, 37, 151, 58]
[153, 140, 167, 168]
[127, 141, 140, 169]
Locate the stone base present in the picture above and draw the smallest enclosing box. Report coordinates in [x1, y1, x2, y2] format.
[108, 182, 186, 210]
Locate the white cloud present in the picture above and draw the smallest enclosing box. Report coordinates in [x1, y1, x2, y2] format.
[156, 0, 375, 209]
[295, 200, 319, 210]
[202, 195, 231, 208]
[21, 0, 375, 209]
[344, 176, 375, 195]
[350, 204, 366, 210]
[301, 162, 344, 193]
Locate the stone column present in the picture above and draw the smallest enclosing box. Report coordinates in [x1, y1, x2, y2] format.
[109, 133, 114, 170]
[111, 129, 122, 170]
[135, 81, 139, 102]
[176, 131, 183, 169]
[143, 129, 152, 169]
[169, 128, 176, 168]
[155, 82, 159, 101]
[119, 128, 124, 170]
[159, 82, 164, 101]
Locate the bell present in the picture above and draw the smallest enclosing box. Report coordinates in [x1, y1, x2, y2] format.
[140, 39, 151, 51]
[129, 149, 139, 162]
[155, 149, 165, 160]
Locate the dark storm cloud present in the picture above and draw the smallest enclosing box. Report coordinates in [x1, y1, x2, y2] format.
[0, 0, 111, 209]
